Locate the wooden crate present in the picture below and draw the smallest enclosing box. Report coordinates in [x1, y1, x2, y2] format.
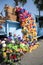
[4, 5, 17, 21]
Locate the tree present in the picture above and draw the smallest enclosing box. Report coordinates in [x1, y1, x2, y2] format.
[13, 0, 27, 6]
[33, 0, 43, 17]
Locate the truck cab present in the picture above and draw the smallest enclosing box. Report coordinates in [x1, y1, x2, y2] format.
[36, 16, 43, 38]
[0, 20, 22, 40]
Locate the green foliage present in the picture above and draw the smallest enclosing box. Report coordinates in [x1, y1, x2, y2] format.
[34, 0, 39, 4]
[14, 0, 27, 6]
[33, 0, 43, 10]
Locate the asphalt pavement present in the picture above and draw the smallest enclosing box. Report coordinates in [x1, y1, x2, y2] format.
[21, 39, 43, 65]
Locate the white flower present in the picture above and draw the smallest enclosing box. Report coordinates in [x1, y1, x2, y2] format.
[2, 43, 6, 47]
[11, 40, 15, 44]
[1, 41, 5, 44]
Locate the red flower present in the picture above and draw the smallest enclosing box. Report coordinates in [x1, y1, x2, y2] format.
[10, 55, 16, 59]
[13, 55, 16, 59]
[10, 55, 13, 59]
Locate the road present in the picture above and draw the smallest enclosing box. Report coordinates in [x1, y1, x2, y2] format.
[21, 39, 43, 65]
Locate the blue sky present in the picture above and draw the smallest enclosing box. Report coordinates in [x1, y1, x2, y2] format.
[0, 0, 43, 16]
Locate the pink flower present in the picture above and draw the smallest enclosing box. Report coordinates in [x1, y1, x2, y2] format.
[14, 34, 16, 37]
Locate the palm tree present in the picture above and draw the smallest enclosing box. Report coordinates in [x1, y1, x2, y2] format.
[13, 0, 27, 6]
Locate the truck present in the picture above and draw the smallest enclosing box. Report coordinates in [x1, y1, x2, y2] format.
[0, 20, 23, 39]
[36, 16, 43, 38]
